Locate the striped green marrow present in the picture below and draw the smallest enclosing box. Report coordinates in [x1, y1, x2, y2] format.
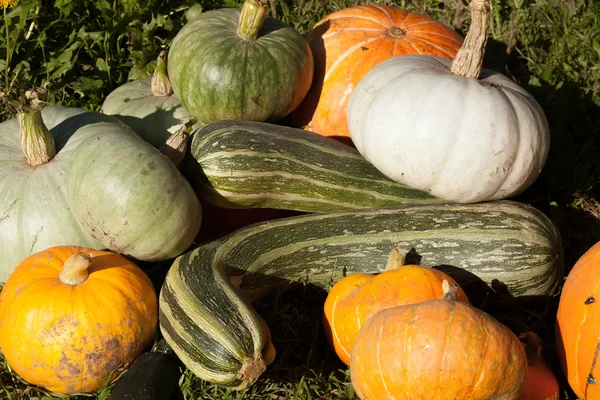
[188, 120, 446, 212]
[159, 200, 563, 388]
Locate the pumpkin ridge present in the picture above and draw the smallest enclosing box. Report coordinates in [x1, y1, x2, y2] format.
[239, 44, 249, 120]
[330, 295, 352, 360]
[324, 15, 389, 29]
[401, 38, 423, 55]
[256, 42, 283, 116]
[371, 5, 397, 27]
[321, 28, 384, 39]
[435, 301, 456, 399]
[403, 36, 457, 59]
[573, 259, 600, 393]
[323, 36, 388, 81]
[374, 314, 393, 399]
[407, 28, 464, 46]
[402, 304, 420, 393]
[465, 312, 491, 397]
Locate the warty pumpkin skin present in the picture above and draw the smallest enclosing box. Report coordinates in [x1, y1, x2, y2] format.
[350, 282, 527, 399]
[323, 248, 469, 366]
[0, 246, 158, 395]
[101, 51, 195, 149]
[291, 5, 463, 141]
[556, 241, 600, 400]
[168, 0, 313, 124]
[347, 0, 550, 203]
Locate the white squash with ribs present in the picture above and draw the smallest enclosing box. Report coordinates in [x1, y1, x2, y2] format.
[348, 0, 550, 203]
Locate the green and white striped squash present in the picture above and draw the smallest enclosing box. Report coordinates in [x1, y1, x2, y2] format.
[167, 0, 313, 124]
[101, 51, 195, 149]
[188, 120, 446, 212]
[159, 200, 563, 388]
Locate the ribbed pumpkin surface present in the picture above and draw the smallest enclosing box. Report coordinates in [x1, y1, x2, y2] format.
[291, 5, 463, 140]
[351, 299, 527, 399]
[168, 8, 313, 124]
[556, 241, 600, 400]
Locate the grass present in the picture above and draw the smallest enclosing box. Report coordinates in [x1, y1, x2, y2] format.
[1, 0, 600, 398]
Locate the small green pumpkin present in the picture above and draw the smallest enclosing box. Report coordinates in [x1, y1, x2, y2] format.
[65, 120, 202, 262]
[167, 0, 313, 124]
[101, 51, 194, 149]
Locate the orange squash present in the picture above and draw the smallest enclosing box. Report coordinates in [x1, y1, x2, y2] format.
[350, 281, 527, 399]
[291, 5, 463, 142]
[556, 241, 600, 400]
[323, 248, 469, 366]
[0, 246, 158, 394]
[519, 332, 560, 400]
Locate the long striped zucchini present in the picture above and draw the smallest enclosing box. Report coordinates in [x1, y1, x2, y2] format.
[188, 120, 446, 212]
[159, 201, 563, 389]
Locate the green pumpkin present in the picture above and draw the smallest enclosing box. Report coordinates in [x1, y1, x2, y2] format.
[101, 51, 195, 149]
[0, 87, 201, 282]
[168, 0, 314, 123]
[66, 127, 201, 261]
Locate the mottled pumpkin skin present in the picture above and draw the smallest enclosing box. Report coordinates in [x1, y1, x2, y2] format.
[291, 5, 463, 141]
[101, 77, 194, 149]
[351, 300, 527, 399]
[556, 241, 600, 400]
[323, 265, 469, 365]
[168, 8, 313, 124]
[0, 246, 158, 394]
[0, 107, 131, 282]
[66, 128, 201, 261]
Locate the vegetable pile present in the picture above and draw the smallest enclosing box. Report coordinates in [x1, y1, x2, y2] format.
[1, 0, 598, 398]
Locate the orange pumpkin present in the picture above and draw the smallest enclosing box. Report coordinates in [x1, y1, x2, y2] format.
[323, 248, 469, 366]
[556, 241, 600, 400]
[350, 281, 527, 399]
[0, 246, 158, 394]
[291, 5, 463, 142]
[519, 332, 560, 400]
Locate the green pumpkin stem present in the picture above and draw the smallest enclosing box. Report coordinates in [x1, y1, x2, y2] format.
[59, 252, 94, 286]
[237, 0, 267, 41]
[151, 50, 173, 97]
[441, 279, 459, 301]
[384, 247, 405, 272]
[449, 0, 491, 79]
[18, 84, 57, 167]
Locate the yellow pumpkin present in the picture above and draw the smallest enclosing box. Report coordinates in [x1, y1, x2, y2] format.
[0, 246, 158, 394]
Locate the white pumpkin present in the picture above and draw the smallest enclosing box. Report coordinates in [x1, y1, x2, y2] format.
[347, 0, 550, 203]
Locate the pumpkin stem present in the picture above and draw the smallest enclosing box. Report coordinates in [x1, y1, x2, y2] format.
[18, 83, 57, 167]
[519, 331, 543, 365]
[151, 50, 173, 97]
[237, 353, 269, 388]
[441, 279, 459, 301]
[449, 0, 490, 79]
[159, 125, 189, 167]
[59, 252, 94, 286]
[237, 0, 267, 41]
[384, 248, 405, 272]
